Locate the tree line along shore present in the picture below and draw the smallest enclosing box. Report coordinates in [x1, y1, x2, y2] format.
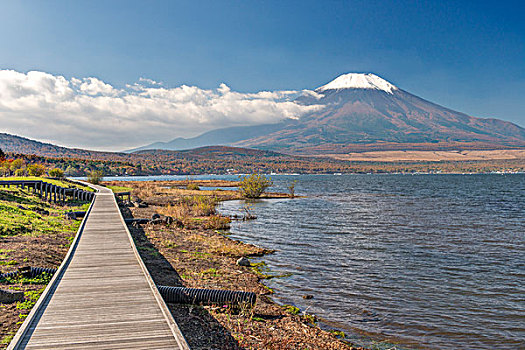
[2, 146, 524, 177]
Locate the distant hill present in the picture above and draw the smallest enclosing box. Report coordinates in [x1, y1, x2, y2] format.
[126, 123, 284, 153]
[0, 133, 116, 159]
[0, 132, 370, 174]
[2, 132, 524, 175]
[131, 73, 525, 155]
[0, 132, 291, 161]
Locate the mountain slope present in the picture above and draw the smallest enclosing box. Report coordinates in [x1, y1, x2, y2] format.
[132, 73, 525, 154]
[235, 85, 525, 153]
[0, 133, 109, 159]
[126, 123, 284, 153]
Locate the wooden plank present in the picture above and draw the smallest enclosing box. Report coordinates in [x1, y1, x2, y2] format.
[8, 184, 189, 350]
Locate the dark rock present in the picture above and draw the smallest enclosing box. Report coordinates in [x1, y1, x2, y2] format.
[236, 257, 251, 267]
[302, 294, 314, 300]
[65, 211, 86, 220]
[125, 218, 150, 224]
[65, 212, 77, 220]
[132, 201, 148, 208]
[150, 214, 173, 226]
[164, 215, 173, 225]
[0, 289, 24, 303]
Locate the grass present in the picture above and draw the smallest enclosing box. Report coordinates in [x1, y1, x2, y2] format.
[283, 305, 300, 315]
[105, 185, 133, 193]
[250, 261, 293, 280]
[0, 260, 17, 266]
[185, 233, 262, 258]
[3, 272, 53, 285]
[0, 180, 93, 349]
[330, 330, 346, 338]
[0, 333, 14, 346]
[0, 185, 86, 259]
[161, 195, 219, 218]
[0, 193, 87, 237]
[201, 267, 221, 277]
[16, 288, 46, 311]
[0, 176, 93, 192]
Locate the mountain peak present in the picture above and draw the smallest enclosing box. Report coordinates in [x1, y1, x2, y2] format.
[317, 73, 398, 94]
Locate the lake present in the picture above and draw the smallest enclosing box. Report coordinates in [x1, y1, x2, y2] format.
[104, 174, 524, 349]
[217, 174, 524, 349]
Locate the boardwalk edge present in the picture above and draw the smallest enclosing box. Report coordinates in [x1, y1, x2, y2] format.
[7, 184, 98, 350]
[111, 187, 191, 350]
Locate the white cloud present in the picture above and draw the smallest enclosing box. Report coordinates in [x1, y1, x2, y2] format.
[0, 69, 322, 151]
[138, 77, 163, 86]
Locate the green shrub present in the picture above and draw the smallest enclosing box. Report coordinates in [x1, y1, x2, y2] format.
[206, 215, 231, 229]
[238, 174, 273, 198]
[14, 168, 26, 177]
[186, 183, 200, 191]
[48, 168, 64, 178]
[87, 170, 104, 184]
[10, 159, 25, 171]
[27, 164, 46, 176]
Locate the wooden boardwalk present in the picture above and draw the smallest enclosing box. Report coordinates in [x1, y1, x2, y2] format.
[8, 185, 189, 350]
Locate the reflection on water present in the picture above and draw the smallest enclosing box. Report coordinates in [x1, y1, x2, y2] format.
[218, 174, 525, 349]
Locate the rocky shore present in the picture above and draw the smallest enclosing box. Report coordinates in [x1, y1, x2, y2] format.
[104, 179, 368, 350]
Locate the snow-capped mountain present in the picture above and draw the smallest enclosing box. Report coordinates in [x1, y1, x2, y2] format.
[129, 73, 525, 154]
[317, 73, 398, 94]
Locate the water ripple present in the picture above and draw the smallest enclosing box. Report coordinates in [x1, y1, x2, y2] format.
[219, 174, 525, 349]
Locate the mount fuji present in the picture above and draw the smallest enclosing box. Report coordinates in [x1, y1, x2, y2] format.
[129, 73, 525, 154]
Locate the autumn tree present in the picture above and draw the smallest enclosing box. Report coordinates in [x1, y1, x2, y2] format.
[238, 174, 273, 198]
[27, 164, 46, 176]
[49, 168, 65, 178]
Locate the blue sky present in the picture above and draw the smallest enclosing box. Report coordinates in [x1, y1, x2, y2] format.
[0, 0, 523, 149]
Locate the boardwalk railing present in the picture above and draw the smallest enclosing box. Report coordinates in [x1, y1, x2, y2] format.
[0, 180, 94, 203]
[6, 189, 97, 350]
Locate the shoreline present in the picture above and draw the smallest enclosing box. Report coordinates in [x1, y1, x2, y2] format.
[85, 171, 525, 182]
[105, 179, 368, 349]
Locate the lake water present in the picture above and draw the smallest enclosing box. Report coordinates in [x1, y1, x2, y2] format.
[104, 174, 524, 349]
[217, 174, 525, 349]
